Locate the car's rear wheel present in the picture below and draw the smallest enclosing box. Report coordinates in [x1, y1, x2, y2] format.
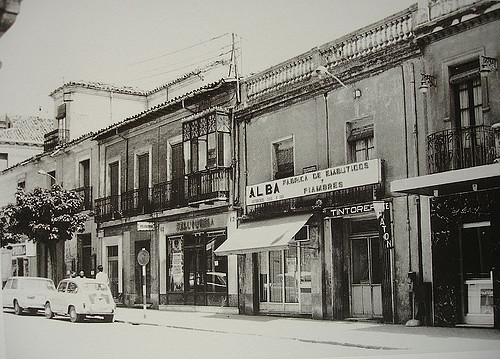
[44, 302, 54, 319]
[13, 300, 22, 315]
[69, 306, 83, 323]
[103, 314, 114, 323]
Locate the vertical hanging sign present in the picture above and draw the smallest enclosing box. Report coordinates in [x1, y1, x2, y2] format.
[373, 201, 393, 249]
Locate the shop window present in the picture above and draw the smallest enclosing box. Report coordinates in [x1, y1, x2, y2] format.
[182, 111, 231, 174]
[0, 153, 8, 171]
[269, 250, 283, 302]
[273, 137, 294, 179]
[347, 119, 374, 163]
[168, 232, 228, 295]
[259, 252, 268, 302]
[259, 226, 311, 306]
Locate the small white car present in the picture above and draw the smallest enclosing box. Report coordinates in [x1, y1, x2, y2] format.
[2, 276, 56, 315]
[44, 278, 116, 323]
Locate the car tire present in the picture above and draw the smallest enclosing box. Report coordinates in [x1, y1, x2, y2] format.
[69, 306, 83, 323]
[44, 302, 54, 319]
[14, 300, 22, 315]
[103, 315, 114, 323]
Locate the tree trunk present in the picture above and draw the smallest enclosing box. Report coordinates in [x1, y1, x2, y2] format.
[46, 242, 64, 285]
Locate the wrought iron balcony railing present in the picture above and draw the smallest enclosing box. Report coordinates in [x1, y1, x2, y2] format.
[43, 129, 70, 152]
[94, 195, 120, 222]
[73, 186, 92, 211]
[427, 125, 496, 174]
[186, 167, 231, 204]
[152, 177, 187, 211]
[94, 167, 232, 222]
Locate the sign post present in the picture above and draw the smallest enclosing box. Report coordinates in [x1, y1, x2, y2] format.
[137, 248, 150, 319]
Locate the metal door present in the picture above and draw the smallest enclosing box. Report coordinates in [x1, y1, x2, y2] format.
[350, 236, 382, 318]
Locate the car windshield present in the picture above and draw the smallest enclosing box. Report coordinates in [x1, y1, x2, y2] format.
[25, 279, 55, 291]
[84, 283, 108, 291]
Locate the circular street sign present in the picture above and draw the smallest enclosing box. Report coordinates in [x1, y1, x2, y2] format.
[137, 248, 150, 266]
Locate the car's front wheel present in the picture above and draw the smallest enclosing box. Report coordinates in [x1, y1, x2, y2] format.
[103, 314, 114, 323]
[69, 306, 83, 323]
[44, 302, 54, 319]
[13, 300, 22, 315]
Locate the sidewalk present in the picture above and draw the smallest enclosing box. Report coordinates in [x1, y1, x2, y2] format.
[114, 307, 500, 356]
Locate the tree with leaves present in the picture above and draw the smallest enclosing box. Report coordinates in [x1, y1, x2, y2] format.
[1, 184, 87, 284]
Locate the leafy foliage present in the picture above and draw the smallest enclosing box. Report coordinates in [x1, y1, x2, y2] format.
[1, 185, 87, 247]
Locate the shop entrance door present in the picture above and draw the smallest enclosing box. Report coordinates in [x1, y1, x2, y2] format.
[350, 236, 382, 318]
[107, 245, 119, 298]
[460, 222, 495, 326]
[184, 234, 206, 305]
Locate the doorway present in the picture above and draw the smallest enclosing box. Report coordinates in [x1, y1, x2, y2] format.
[350, 235, 383, 318]
[460, 222, 495, 326]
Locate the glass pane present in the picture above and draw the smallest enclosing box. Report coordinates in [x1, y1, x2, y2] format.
[205, 236, 227, 293]
[269, 250, 283, 303]
[191, 140, 198, 173]
[198, 137, 207, 171]
[284, 247, 298, 303]
[207, 133, 217, 168]
[351, 239, 369, 284]
[168, 238, 183, 292]
[183, 141, 191, 174]
[300, 242, 312, 287]
[259, 252, 268, 302]
[459, 88, 469, 110]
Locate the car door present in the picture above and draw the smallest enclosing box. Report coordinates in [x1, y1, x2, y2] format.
[2, 279, 13, 308]
[52, 281, 68, 313]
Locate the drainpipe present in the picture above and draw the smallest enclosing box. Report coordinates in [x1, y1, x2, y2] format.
[411, 63, 424, 281]
[323, 93, 330, 168]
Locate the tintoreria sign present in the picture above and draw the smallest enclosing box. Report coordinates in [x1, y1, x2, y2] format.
[246, 159, 382, 205]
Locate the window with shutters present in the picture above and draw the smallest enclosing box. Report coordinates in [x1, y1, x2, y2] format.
[347, 117, 374, 163]
[273, 137, 294, 180]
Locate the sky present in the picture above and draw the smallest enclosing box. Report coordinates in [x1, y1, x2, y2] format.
[0, 0, 417, 117]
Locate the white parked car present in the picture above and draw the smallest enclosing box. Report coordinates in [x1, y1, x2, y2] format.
[2, 276, 56, 315]
[44, 278, 116, 323]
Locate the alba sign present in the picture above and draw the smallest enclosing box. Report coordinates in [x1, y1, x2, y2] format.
[246, 159, 382, 205]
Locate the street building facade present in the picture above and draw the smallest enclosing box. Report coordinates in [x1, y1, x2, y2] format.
[392, 0, 500, 327]
[1, 0, 499, 328]
[93, 79, 238, 308]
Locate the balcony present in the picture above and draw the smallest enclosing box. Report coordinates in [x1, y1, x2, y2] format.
[94, 167, 231, 222]
[152, 177, 187, 211]
[44, 129, 70, 152]
[73, 186, 92, 211]
[94, 195, 120, 222]
[186, 167, 231, 204]
[427, 125, 496, 174]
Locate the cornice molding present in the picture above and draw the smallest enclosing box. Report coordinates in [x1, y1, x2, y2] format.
[236, 41, 420, 122]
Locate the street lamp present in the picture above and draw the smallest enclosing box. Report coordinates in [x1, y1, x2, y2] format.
[312, 65, 362, 99]
[38, 169, 57, 185]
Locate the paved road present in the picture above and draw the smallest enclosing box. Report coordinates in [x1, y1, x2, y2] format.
[1, 310, 381, 359]
[2, 308, 500, 359]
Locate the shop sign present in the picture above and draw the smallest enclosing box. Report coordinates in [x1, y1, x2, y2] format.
[246, 159, 382, 205]
[373, 201, 393, 249]
[137, 221, 155, 231]
[11, 244, 26, 257]
[326, 201, 390, 218]
[164, 213, 228, 234]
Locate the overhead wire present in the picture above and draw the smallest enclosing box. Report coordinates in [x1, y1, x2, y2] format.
[122, 33, 231, 68]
